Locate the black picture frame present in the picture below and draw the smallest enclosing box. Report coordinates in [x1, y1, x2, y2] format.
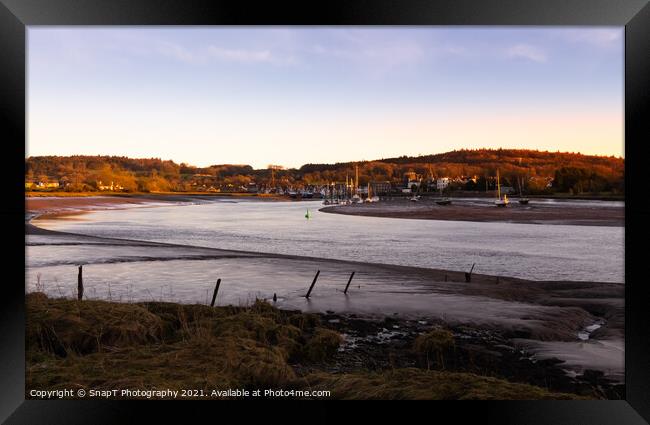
[2, 0, 649, 423]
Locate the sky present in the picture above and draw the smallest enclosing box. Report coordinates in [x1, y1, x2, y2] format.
[27, 27, 624, 169]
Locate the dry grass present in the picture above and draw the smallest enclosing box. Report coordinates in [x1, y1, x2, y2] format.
[26, 292, 164, 356]
[413, 327, 455, 369]
[304, 329, 343, 362]
[26, 294, 339, 396]
[26, 294, 585, 400]
[300, 369, 583, 400]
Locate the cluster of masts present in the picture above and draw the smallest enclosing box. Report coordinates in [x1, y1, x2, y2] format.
[495, 169, 529, 207]
[322, 165, 379, 206]
[321, 166, 529, 208]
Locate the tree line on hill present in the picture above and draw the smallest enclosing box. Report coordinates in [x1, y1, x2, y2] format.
[25, 149, 624, 195]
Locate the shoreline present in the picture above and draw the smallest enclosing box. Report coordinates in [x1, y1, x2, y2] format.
[422, 191, 624, 202]
[319, 198, 624, 227]
[25, 190, 625, 202]
[25, 193, 293, 223]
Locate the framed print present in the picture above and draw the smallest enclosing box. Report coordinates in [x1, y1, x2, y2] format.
[2, 0, 649, 423]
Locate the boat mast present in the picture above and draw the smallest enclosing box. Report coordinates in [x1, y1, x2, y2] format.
[355, 165, 359, 195]
[497, 169, 501, 200]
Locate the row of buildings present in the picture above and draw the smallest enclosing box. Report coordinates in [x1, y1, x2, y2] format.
[26, 172, 554, 194]
[25, 181, 60, 190]
[25, 180, 125, 191]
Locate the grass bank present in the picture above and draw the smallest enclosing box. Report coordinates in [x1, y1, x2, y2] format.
[26, 293, 585, 400]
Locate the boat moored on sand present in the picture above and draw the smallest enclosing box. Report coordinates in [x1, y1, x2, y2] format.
[495, 169, 510, 207]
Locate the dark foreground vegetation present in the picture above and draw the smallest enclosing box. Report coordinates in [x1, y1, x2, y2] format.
[26, 293, 600, 400]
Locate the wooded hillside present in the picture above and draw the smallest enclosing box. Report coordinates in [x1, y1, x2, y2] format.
[25, 149, 624, 195]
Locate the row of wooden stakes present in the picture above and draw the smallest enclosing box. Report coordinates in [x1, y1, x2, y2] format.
[208, 270, 357, 307]
[75, 262, 478, 305]
[74, 265, 356, 304]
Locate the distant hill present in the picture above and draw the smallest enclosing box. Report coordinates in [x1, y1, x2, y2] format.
[301, 148, 623, 176]
[25, 149, 624, 195]
[298, 149, 623, 194]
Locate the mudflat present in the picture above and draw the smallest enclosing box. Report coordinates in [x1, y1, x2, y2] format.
[320, 198, 624, 226]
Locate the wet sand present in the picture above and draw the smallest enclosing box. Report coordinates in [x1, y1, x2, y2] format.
[25, 194, 292, 220]
[26, 195, 149, 211]
[320, 198, 624, 226]
[24, 196, 625, 383]
[25, 194, 226, 214]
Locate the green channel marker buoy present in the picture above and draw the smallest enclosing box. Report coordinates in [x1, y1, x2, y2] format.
[305, 208, 311, 219]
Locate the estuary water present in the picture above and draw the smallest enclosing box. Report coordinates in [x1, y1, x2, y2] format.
[29, 198, 624, 283]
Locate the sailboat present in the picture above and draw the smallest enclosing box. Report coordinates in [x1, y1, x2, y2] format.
[494, 169, 509, 207]
[340, 181, 350, 205]
[364, 183, 379, 203]
[436, 184, 452, 205]
[370, 183, 379, 202]
[323, 182, 336, 205]
[351, 165, 363, 204]
[341, 176, 349, 205]
[518, 176, 529, 204]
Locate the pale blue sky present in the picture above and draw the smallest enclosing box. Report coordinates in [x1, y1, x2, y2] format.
[28, 27, 623, 169]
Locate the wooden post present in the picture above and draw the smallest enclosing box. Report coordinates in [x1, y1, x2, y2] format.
[465, 263, 476, 283]
[343, 271, 355, 294]
[210, 279, 221, 307]
[77, 265, 83, 301]
[305, 270, 320, 298]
